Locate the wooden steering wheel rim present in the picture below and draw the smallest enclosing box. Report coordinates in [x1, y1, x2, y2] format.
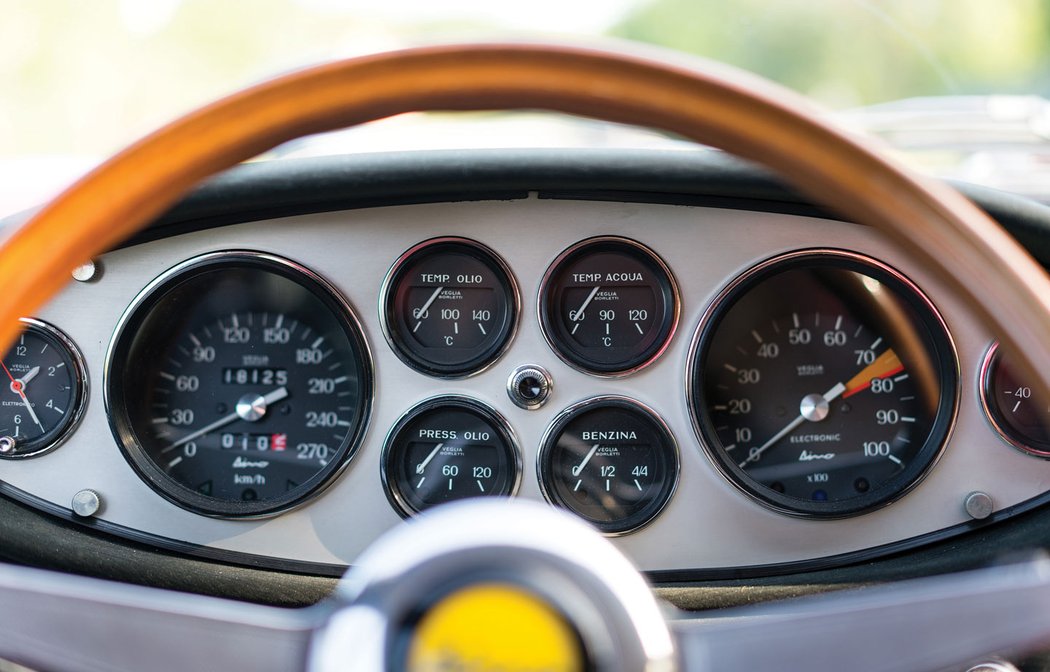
[4, 42, 1050, 389]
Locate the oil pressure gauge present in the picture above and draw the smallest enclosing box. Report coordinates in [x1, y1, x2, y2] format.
[538, 396, 679, 534]
[0, 319, 88, 459]
[382, 238, 519, 378]
[540, 237, 679, 376]
[382, 396, 521, 517]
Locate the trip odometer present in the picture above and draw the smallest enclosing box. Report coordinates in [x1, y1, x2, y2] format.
[690, 250, 957, 518]
[107, 252, 372, 518]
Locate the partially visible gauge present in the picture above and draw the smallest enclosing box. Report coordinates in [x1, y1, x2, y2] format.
[539, 237, 679, 376]
[107, 252, 372, 518]
[0, 319, 87, 459]
[538, 396, 678, 534]
[382, 237, 519, 377]
[981, 341, 1050, 456]
[690, 250, 957, 518]
[382, 396, 520, 516]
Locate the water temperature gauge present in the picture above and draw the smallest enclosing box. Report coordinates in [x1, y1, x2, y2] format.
[540, 237, 679, 376]
[538, 396, 679, 534]
[382, 238, 519, 377]
[382, 396, 521, 517]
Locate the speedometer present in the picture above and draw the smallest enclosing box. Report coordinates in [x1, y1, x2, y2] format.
[689, 250, 957, 518]
[106, 252, 372, 518]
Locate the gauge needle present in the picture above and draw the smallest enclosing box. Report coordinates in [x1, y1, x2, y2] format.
[16, 366, 39, 388]
[739, 383, 845, 468]
[2, 360, 44, 432]
[415, 443, 444, 474]
[414, 286, 445, 328]
[572, 443, 601, 477]
[738, 348, 905, 469]
[166, 386, 288, 451]
[843, 349, 904, 398]
[570, 286, 601, 322]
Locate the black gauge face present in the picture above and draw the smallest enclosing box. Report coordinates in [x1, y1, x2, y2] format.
[982, 342, 1050, 456]
[691, 252, 957, 518]
[108, 252, 372, 518]
[383, 238, 518, 377]
[383, 397, 519, 516]
[540, 237, 678, 375]
[0, 320, 87, 458]
[538, 397, 678, 534]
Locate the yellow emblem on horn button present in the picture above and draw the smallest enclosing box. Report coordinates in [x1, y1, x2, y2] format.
[406, 583, 585, 672]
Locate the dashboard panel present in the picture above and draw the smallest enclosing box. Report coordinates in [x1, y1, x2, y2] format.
[3, 151, 1050, 580]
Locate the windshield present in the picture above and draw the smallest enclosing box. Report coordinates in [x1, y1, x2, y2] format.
[5, 0, 1050, 213]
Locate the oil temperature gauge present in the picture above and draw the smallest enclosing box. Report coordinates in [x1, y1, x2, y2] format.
[382, 238, 519, 378]
[538, 396, 679, 534]
[540, 237, 679, 376]
[382, 396, 521, 517]
[0, 318, 88, 458]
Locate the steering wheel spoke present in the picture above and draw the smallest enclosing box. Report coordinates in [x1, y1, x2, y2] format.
[0, 563, 317, 672]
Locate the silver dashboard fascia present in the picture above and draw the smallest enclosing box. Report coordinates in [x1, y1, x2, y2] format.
[0, 195, 1034, 572]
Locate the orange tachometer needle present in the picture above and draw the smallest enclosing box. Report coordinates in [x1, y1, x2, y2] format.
[843, 349, 904, 399]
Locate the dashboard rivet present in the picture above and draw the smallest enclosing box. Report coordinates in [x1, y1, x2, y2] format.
[964, 491, 994, 520]
[0, 437, 14, 454]
[507, 365, 553, 410]
[71, 489, 103, 517]
[71, 260, 99, 283]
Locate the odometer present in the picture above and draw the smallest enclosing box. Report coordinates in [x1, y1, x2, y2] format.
[539, 237, 679, 376]
[689, 250, 957, 518]
[107, 252, 372, 518]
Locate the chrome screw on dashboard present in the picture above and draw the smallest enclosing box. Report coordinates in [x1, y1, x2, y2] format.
[507, 365, 552, 410]
[71, 260, 99, 283]
[0, 437, 14, 454]
[964, 491, 994, 520]
[71, 489, 102, 517]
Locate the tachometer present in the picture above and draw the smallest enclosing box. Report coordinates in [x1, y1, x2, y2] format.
[106, 252, 372, 518]
[689, 250, 957, 517]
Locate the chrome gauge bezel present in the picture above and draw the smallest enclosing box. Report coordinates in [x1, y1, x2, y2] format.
[538, 236, 680, 378]
[0, 318, 89, 460]
[380, 395, 523, 518]
[104, 250, 374, 519]
[536, 395, 680, 536]
[979, 341, 1050, 458]
[379, 237, 520, 379]
[687, 249, 959, 519]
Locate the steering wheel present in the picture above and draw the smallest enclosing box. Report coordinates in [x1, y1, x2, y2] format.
[3, 42, 1050, 672]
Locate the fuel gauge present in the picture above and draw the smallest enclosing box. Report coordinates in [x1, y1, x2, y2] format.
[382, 396, 521, 516]
[538, 396, 678, 534]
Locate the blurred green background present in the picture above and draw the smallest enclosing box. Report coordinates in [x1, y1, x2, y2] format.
[3, 0, 1049, 158]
